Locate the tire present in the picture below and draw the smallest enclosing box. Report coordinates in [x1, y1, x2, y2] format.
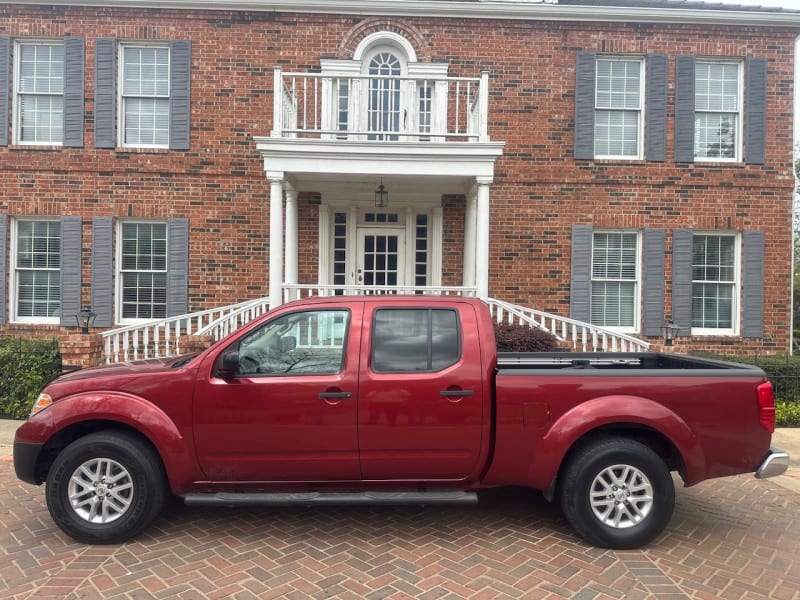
[45, 431, 166, 544]
[558, 437, 674, 549]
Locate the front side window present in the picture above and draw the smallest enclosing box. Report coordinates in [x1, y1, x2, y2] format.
[14, 220, 61, 321]
[594, 58, 643, 158]
[591, 232, 639, 329]
[692, 234, 737, 332]
[15, 41, 64, 145]
[372, 308, 460, 373]
[120, 45, 170, 148]
[694, 61, 741, 160]
[119, 222, 167, 320]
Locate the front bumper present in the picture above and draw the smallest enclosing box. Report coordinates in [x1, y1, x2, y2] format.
[13, 440, 44, 485]
[755, 447, 790, 479]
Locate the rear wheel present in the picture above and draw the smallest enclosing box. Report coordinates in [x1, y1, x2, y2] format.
[46, 431, 166, 544]
[559, 437, 674, 549]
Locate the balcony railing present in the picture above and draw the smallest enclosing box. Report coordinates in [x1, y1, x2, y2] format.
[272, 68, 490, 142]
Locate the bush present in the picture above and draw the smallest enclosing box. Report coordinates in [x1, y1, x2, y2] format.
[494, 322, 558, 353]
[776, 400, 800, 427]
[0, 337, 62, 419]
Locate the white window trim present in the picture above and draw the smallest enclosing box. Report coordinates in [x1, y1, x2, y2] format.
[691, 232, 740, 336]
[590, 229, 641, 334]
[10, 217, 61, 324]
[12, 39, 65, 147]
[115, 219, 168, 325]
[117, 42, 171, 150]
[593, 55, 645, 161]
[693, 59, 743, 163]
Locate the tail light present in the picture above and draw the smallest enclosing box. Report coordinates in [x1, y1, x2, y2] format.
[757, 381, 775, 433]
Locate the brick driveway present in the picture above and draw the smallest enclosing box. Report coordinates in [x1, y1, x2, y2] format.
[1, 454, 799, 600]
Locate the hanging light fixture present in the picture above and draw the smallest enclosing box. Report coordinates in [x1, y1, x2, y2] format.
[374, 178, 389, 208]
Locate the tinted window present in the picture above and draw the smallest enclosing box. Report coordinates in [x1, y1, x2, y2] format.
[372, 308, 460, 373]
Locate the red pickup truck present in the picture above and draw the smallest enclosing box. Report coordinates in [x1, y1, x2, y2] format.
[14, 296, 789, 548]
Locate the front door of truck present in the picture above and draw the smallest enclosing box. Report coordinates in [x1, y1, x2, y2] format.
[193, 304, 361, 482]
[357, 302, 486, 480]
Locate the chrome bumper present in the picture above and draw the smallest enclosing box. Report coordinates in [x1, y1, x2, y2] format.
[755, 447, 790, 479]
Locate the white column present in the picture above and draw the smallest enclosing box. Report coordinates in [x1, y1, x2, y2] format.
[318, 204, 331, 289]
[475, 177, 492, 300]
[268, 172, 284, 309]
[431, 207, 443, 288]
[463, 187, 477, 289]
[284, 183, 298, 301]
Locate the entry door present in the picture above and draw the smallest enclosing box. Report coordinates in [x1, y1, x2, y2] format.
[357, 228, 406, 288]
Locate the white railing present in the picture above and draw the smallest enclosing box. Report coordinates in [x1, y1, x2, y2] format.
[282, 284, 477, 302]
[485, 298, 650, 353]
[195, 298, 271, 340]
[273, 68, 489, 142]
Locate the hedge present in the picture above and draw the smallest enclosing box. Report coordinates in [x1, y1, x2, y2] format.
[0, 337, 62, 419]
[494, 322, 558, 353]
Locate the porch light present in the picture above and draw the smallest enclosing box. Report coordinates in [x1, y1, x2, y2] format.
[662, 321, 680, 346]
[375, 179, 389, 208]
[76, 307, 96, 334]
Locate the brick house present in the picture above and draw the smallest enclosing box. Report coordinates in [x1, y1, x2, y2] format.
[0, 0, 798, 364]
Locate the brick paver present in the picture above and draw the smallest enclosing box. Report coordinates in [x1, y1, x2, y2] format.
[1, 455, 799, 599]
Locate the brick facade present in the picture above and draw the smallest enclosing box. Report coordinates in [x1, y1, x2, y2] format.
[0, 3, 796, 359]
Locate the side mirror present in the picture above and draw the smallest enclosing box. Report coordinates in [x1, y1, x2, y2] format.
[217, 351, 240, 379]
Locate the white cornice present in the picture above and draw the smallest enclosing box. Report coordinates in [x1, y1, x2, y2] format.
[6, 0, 800, 28]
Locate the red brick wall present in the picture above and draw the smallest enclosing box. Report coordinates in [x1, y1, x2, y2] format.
[0, 5, 795, 355]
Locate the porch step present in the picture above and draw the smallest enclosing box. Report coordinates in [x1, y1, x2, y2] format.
[183, 490, 478, 507]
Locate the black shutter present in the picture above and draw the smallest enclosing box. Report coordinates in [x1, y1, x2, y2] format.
[745, 58, 767, 165]
[642, 229, 666, 337]
[63, 37, 85, 148]
[671, 229, 693, 336]
[674, 56, 696, 163]
[574, 52, 596, 160]
[570, 225, 593, 322]
[0, 36, 9, 146]
[91, 217, 114, 328]
[742, 230, 765, 338]
[169, 40, 191, 150]
[0, 214, 7, 324]
[59, 216, 83, 326]
[645, 54, 668, 162]
[94, 38, 117, 149]
[166, 218, 189, 317]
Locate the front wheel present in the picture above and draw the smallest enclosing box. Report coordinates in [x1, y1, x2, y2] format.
[46, 431, 166, 544]
[558, 437, 675, 549]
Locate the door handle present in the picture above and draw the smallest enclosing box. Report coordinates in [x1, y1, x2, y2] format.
[319, 391, 353, 400]
[440, 390, 474, 398]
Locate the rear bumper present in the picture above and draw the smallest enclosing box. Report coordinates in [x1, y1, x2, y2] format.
[755, 447, 790, 479]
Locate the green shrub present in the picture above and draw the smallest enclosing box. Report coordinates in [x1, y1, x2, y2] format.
[776, 400, 800, 427]
[494, 322, 558, 353]
[0, 337, 62, 419]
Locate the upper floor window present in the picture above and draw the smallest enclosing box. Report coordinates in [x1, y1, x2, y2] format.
[594, 58, 643, 159]
[367, 49, 402, 140]
[14, 41, 64, 145]
[591, 231, 639, 330]
[691, 233, 738, 333]
[694, 61, 741, 161]
[13, 219, 61, 322]
[119, 45, 170, 148]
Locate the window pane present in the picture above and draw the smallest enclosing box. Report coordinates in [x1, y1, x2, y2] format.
[120, 223, 168, 319]
[15, 220, 61, 319]
[123, 47, 170, 96]
[591, 232, 637, 328]
[694, 113, 736, 159]
[591, 281, 635, 327]
[123, 98, 170, 146]
[692, 283, 733, 329]
[17, 270, 61, 318]
[592, 232, 637, 279]
[691, 235, 736, 329]
[19, 95, 64, 143]
[431, 310, 460, 370]
[594, 110, 639, 157]
[19, 44, 64, 94]
[596, 60, 641, 109]
[695, 62, 739, 112]
[692, 235, 735, 282]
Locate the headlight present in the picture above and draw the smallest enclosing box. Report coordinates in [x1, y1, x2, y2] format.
[30, 393, 53, 417]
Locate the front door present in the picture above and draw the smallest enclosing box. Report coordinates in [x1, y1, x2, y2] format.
[357, 228, 406, 288]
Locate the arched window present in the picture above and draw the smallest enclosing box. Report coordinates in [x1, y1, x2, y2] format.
[367, 49, 402, 140]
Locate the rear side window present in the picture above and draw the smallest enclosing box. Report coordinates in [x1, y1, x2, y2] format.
[372, 308, 460, 373]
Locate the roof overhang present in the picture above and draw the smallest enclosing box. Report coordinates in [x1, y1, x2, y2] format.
[6, 0, 800, 28]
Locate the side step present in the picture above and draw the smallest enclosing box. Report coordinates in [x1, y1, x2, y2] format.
[183, 490, 478, 507]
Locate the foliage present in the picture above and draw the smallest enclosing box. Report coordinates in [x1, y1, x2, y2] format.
[494, 322, 558, 353]
[0, 337, 62, 419]
[776, 400, 800, 427]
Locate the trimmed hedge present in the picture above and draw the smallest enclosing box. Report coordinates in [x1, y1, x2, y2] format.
[0, 337, 62, 419]
[494, 322, 558, 353]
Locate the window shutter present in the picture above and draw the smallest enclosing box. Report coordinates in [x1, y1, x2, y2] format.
[59, 216, 83, 326]
[645, 54, 667, 162]
[570, 225, 593, 323]
[642, 229, 665, 337]
[671, 229, 693, 336]
[63, 37, 85, 148]
[94, 38, 116, 149]
[742, 230, 765, 338]
[0, 214, 7, 325]
[674, 56, 696, 163]
[574, 52, 596, 160]
[0, 36, 9, 147]
[169, 40, 191, 151]
[745, 58, 767, 165]
[91, 217, 113, 328]
[166, 218, 189, 317]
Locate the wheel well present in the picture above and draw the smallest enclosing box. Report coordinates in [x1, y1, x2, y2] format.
[33, 421, 164, 485]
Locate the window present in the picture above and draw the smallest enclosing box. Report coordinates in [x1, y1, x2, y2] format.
[13, 220, 61, 321]
[591, 232, 639, 329]
[694, 61, 741, 160]
[692, 234, 737, 332]
[14, 41, 64, 145]
[119, 222, 167, 320]
[594, 58, 643, 158]
[119, 45, 170, 147]
[372, 308, 460, 373]
[367, 49, 401, 140]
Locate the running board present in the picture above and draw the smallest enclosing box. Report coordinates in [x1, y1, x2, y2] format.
[183, 490, 478, 507]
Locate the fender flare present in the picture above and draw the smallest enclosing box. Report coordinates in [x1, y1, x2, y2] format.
[526, 395, 703, 492]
